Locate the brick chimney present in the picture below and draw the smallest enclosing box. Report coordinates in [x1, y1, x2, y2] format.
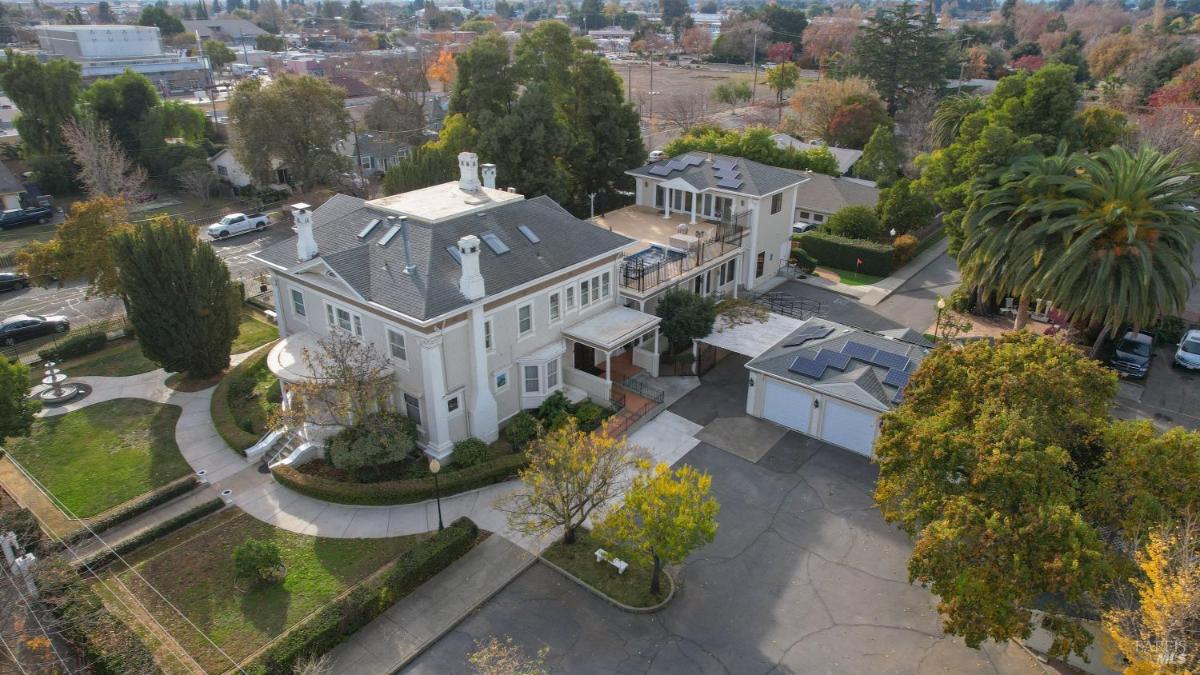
[293, 203, 318, 261]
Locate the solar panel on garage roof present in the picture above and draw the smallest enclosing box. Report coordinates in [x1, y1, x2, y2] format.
[872, 350, 910, 371]
[649, 163, 672, 176]
[882, 369, 910, 388]
[782, 325, 834, 348]
[712, 158, 736, 170]
[788, 356, 826, 379]
[681, 155, 703, 166]
[841, 341, 878, 362]
[815, 349, 851, 371]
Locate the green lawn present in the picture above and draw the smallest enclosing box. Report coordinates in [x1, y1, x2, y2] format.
[110, 509, 425, 673]
[824, 267, 885, 286]
[231, 315, 278, 354]
[57, 339, 158, 378]
[542, 529, 668, 609]
[5, 399, 190, 518]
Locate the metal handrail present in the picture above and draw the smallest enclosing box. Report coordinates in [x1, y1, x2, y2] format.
[614, 374, 665, 404]
[751, 292, 823, 320]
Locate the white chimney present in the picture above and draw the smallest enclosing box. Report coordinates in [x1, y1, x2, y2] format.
[457, 234, 485, 301]
[481, 163, 497, 190]
[293, 203, 318, 261]
[458, 152, 480, 192]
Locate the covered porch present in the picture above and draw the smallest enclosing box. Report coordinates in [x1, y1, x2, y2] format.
[561, 306, 662, 405]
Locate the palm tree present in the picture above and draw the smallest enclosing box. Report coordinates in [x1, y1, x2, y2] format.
[1026, 146, 1200, 356]
[929, 93, 986, 149]
[959, 149, 1081, 329]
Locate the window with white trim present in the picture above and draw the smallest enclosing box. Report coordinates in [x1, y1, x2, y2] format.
[523, 365, 540, 394]
[601, 272, 611, 298]
[403, 393, 421, 428]
[291, 288, 306, 317]
[566, 286, 576, 311]
[549, 291, 561, 323]
[580, 279, 591, 307]
[386, 328, 407, 362]
[494, 368, 509, 392]
[771, 193, 783, 214]
[446, 391, 463, 415]
[547, 357, 559, 389]
[483, 319, 494, 352]
[325, 303, 363, 337]
[518, 303, 533, 337]
[590, 275, 600, 303]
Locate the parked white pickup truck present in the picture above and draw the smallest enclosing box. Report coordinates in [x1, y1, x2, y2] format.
[207, 213, 269, 239]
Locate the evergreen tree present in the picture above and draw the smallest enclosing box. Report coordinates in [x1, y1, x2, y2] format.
[182, 3, 193, 19]
[449, 32, 515, 127]
[195, 1, 208, 19]
[479, 83, 572, 203]
[857, 124, 901, 185]
[851, 1, 949, 114]
[567, 53, 644, 214]
[97, 1, 115, 22]
[211, 0, 223, 13]
[111, 217, 241, 378]
[248, 0, 259, 12]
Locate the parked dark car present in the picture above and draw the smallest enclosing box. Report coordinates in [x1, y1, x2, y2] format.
[0, 314, 69, 345]
[1110, 330, 1156, 378]
[0, 273, 29, 292]
[0, 206, 53, 230]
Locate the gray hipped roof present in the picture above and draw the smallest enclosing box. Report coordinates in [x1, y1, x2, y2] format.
[627, 152, 809, 197]
[746, 317, 930, 411]
[793, 173, 880, 214]
[254, 194, 635, 321]
[0, 162, 22, 196]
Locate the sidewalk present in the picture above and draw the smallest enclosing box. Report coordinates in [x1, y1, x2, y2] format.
[325, 534, 535, 674]
[790, 237, 950, 306]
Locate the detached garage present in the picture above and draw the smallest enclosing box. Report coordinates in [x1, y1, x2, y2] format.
[743, 319, 931, 457]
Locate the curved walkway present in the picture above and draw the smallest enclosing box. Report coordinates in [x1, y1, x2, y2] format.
[32, 353, 697, 553]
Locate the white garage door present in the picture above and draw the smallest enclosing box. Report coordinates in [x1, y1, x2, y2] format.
[761, 378, 814, 433]
[819, 400, 879, 456]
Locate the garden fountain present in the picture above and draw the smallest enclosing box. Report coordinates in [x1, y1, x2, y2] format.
[38, 361, 80, 404]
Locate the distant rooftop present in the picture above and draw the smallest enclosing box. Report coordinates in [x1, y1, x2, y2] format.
[367, 181, 524, 223]
[771, 133, 862, 175]
[627, 152, 809, 197]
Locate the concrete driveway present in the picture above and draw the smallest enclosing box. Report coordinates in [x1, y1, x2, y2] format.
[403, 363, 1039, 674]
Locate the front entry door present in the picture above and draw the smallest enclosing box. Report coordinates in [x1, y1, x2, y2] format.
[574, 342, 598, 375]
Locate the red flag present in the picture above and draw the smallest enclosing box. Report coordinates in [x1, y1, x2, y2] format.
[856, 258, 863, 266]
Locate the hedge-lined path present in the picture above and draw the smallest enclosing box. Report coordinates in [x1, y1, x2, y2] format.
[71, 486, 220, 560]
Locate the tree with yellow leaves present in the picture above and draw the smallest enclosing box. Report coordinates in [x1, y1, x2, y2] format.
[18, 197, 130, 297]
[1103, 518, 1200, 674]
[427, 49, 457, 92]
[499, 418, 639, 545]
[597, 461, 719, 596]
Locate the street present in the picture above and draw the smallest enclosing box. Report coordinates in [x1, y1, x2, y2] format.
[0, 224, 291, 327]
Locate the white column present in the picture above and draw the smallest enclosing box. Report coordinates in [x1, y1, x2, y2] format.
[663, 187, 672, 218]
[270, 277, 289, 338]
[419, 335, 453, 459]
[650, 328, 660, 378]
[466, 306, 499, 442]
[605, 350, 613, 393]
[731, 258, 739, 298]
[690, 190, 698, 224]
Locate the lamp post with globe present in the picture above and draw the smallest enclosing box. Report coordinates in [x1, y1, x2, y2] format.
[429, 458, 445, 532]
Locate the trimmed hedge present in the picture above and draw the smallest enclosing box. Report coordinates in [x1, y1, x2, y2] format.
[36, 557, 158, 675]
[797, 231, 896, 277]
[38, 332, 108, 362]
[80, 498, 225, 572]
[250, 517, 479, 675]
[59, 476, 200, 548]
[213, 343, 277, 455]
[273, 453, 527, 506]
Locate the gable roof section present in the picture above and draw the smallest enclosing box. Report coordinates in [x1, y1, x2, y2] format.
[793, 173, 880, 214]
[627, 152, 808, 197]
[745, 317, 930, 411]
[770, 133, 863, 174]
[254, 195, 635, 321]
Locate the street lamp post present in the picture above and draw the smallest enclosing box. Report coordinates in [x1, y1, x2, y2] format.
[429, 458, 444, 531]
[935, 297, 946, 340]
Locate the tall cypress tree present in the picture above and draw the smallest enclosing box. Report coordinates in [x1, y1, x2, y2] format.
[111, 217, 241, 378]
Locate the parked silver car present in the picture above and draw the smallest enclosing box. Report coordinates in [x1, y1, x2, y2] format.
[1175, 329, 1200, 370]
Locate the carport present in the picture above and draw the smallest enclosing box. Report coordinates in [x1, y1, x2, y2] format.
[694, 313, 804, 374]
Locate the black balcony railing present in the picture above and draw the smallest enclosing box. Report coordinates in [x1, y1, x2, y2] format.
[618, 214, 748, 294]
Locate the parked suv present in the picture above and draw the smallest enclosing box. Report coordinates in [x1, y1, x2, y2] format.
[1110, 330, 1155, 378]
[207, 213, 269, 239]
[1174, 329, 1200, 370]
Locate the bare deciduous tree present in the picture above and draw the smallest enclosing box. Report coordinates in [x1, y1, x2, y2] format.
[1133, 109, 1200, 165]
[176, 166, 218, 201]
[60, 117, 148, 199]
[273, 329, 393, 430]
[659, 92, 711, 134]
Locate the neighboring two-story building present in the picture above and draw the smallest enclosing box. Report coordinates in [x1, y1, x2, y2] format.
[251, 153, 664, 460]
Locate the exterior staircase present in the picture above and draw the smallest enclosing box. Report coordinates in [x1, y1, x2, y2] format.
[265, 430, 305, 467]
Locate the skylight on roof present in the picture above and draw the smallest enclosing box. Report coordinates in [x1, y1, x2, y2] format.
[517, 225, 540, 244]
[357, 218, 381, 239]
[446, 245, 461, 263]
[378, 225, 401, 247]
[480, 232, 510, 255]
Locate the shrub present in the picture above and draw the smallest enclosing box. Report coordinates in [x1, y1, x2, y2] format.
[326, 411, 418, 478]
[233, 539, 285, 586]
[38, 332, 108, 362]
[1157, 315, 1189, 344]
[574, 401, 610, 432]
[948, 284, 972, 313]
[797, 231, 895, 276]
[505, 411, 539, 450]
[536, 391, 574, 430]
[893, 234, 919, 265]
[272, 453, 528, 505]
[82, 498, 224, 571]
[453, 437, 488, 467]
[252, 518, 479, 675]
[212, 343, 277, 454]
[824, 205, 883, 240]
[791, 247, 817, 273]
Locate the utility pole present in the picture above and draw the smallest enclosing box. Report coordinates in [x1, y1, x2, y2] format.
[627, 63, 632, 102]
[240, 29, 249, 65]
[352, 120, 365, 191]
[648, 51, 654, 122]
[750, 31, 758, 102]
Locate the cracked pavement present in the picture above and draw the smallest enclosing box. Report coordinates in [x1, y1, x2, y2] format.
[403, 358, 1039, 674]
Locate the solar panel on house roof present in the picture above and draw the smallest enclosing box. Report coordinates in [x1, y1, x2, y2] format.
[716, 178, 744, 189]
[517, 224, 540, 244]
[480, 232, 510, 255]
[883, 369, 911, 388]
[782, 325, 834, 348]
[788, 355, 826, 379]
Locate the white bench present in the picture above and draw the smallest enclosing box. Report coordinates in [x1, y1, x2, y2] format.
[593, 548, 629, 575]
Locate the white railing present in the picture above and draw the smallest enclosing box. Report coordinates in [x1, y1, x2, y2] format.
[245, 428, 286, 463]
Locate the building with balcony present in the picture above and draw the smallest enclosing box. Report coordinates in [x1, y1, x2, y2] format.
[250, 153, 664, 461]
